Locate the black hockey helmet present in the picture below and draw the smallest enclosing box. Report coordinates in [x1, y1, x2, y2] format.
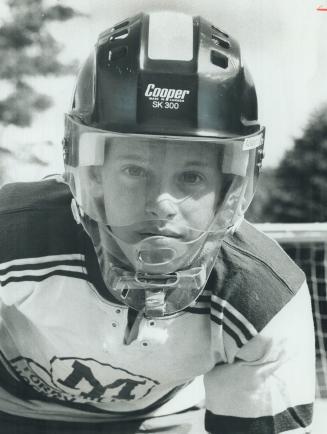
[69, 11, 261, 139]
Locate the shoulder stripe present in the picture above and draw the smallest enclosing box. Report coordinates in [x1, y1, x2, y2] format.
[0, 254, 84, 271]
[211, 301, 254, 341]
[196, 293, 211, 303]
[0, 260, 85, 276]
[187, 290, 258, 348]
[210, 310, 248, 348]
[0, 263, 86, 280]
[0, 254, 87, 287]
[211, 295, 258, 338]
[1, 270, 89, 287]
[209, 314, 243, 348]
[186, 307, 210, 314]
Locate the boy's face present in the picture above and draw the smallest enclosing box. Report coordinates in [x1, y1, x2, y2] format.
[101, 139, 223, 246]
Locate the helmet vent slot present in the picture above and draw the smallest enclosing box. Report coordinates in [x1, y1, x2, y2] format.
[110, 29, 129, 41]
[212, 34, 230, 49]
[113, 20, 129, 31]
[210, 50, 228, 69]
[211, 25, 229, 39]
[108, 46, 128, 62]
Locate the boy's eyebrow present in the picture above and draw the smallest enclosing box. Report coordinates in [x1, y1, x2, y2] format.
[113, 152, 214, 168]
[115, 154, 149, 162]
[116, 157, 210, 167]
[183, 161, 210, 168]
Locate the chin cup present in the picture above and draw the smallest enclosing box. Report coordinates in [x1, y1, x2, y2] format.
[137, 245, 176, 266]
[113, 232, 207, 275]
[108, 265, 207, 317]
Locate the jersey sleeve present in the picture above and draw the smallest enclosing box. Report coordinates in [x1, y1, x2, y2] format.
[204, 281, 315, 434]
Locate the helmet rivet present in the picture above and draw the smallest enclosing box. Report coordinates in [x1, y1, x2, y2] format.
[258, 149, 265, 158]
[62, 137, 69, 163]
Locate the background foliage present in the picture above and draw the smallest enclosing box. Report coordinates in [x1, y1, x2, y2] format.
[0, 0, 81, 184]
[246, 104, 327, 223]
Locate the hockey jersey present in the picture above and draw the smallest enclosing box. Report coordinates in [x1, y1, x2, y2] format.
[0, 179, 315, 433]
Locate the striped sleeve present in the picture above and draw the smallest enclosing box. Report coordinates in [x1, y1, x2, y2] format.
[204, 282, 315, 434]
[0, 254, 87, 287]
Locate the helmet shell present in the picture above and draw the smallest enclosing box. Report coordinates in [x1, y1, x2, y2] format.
[71, 12, 260, 138]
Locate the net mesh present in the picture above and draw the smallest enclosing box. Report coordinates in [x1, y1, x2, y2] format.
[256, 223, 327, 398]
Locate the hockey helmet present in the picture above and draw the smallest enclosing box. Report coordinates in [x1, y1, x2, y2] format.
[63, 11, 265, 317]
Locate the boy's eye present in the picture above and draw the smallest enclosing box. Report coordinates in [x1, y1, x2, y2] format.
[123, 165, 147, 178]
[179, 172, 204, 185]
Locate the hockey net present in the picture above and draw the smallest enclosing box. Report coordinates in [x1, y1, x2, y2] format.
[256, 223, 327, 398]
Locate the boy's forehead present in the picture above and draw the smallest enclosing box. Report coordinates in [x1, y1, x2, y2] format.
[108, 138, 219, 162]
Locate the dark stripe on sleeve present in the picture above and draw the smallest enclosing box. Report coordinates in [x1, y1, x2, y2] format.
[185, 307, 211, 314]
[0, 259, 85, 276]
[1, 270, 89, 287]
[210, 314, 243, 348]
[196, 294, 211, 303]
[211, 300, 254, 341]
[205, 403, 313, 434]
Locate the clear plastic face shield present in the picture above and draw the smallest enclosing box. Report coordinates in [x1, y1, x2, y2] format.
[64, 115, 264, 316]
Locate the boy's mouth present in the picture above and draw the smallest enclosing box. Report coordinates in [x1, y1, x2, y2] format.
[137, 223, 183, 239]
[139, 228, 182, 239]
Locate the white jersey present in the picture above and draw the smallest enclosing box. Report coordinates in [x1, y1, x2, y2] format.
[0, 179, 315, 433]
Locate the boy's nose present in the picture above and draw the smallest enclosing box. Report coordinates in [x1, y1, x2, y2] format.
[145, 193, 178, 219]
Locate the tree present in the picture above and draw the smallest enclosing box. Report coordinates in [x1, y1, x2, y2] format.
[246, 168, 279, 223]
[259, 105, 327, 222]
[0, 0, 81, 128]
[0, 0, 83, 185]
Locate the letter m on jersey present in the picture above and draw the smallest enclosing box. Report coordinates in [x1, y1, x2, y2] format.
[51, 357, 159, 403]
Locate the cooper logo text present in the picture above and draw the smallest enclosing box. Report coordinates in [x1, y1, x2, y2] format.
[144, 83, 190, 110]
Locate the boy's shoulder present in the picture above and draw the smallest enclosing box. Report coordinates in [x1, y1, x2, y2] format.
[223, 219, 304, 291]
[210, 220, 306, 333]
[0, 178, 80, 264]
[0, 177, 72, 213]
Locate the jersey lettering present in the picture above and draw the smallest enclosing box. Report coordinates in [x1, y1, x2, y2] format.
[58, 360, 147, 400]
[10, 356, 159, 405]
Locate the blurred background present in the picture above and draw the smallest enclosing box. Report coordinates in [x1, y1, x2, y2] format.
[0, 1, 327, 432]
